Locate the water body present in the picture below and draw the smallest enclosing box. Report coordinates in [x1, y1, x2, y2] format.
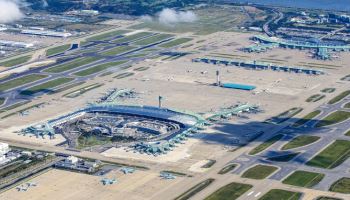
[226, 0, 350, 11]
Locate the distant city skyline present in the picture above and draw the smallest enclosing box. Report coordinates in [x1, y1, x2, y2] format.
[226, 0, 350, 11]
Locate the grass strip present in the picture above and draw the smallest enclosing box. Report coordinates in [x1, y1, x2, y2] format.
[205, 182, 253, 200]
[241, 165, 278, 180]
[321, 88, 336, 93]
[20, 78, 74, 95]
[329, 177, 350, 194]
[0, 98, 5, 106]
[86, 30, 129, 41]
[100, 46, 136, 56]
[44, 57, 101, 73]
[218, 164, 237, 175]
[46, 44, 71, 56]
[344, 102, 350, 109]
[134, 34, 173, 46]
[0, 74, 48, 92]
[175, 178, 215, 200]
[74, 61, 127, 76]
[258, 189, 302, 200]
[306, 94, 325, 102]
[0, 55, 31, 67]
[283, 170, 325, 188]
[112, 32, 153, 43]
[306, 140, 350, 169]
[282, 135, 320, 150]
[113, 72, 134, 79]
[315, 111, 350, 127]
[249, 134, 283, 155]
[328, 90, 350, 104]
[202, 160, 216, 168]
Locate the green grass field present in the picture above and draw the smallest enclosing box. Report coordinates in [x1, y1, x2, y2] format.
[258, 189, 302, 200]
[249, 134, 284, 155]
[133, 34, 173, 46]
[0, 74, 48, 92]
[306, 140, 350, 169]
[175, 178, 215, 200]
[328, 90, 350, 104]
[315, 111, 350, 127]
[329, 177, 350, 194]
[159, 38, 193, 48]
[114, 72, 134, 79]
[44, 57, 101, 73]
[86, 30, 129, 41]
[344, 102, 350, 109]
[282, 170, 325, 188]
[77, 134, 112, 149]
[241, 165, 278, 180]
[321, 88, 336, 93]
[0, 55, 31, 67]
[46, 44, 71, 56]
[218, 164, 237, 175]
[74, 61, 128, 76]
[205, 182, 252, 200]
[133, 66, 149, 71]
[20, 78, 74, 95]
[100, 46, 136, 56]
[292, 110, 321, 127]
[346, 130, 350, 136]
[0, 97, 5, 106]
[282, 135, 320, 150]
[112, 32, 153, 43]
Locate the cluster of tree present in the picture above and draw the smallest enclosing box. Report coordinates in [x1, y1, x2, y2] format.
[27, 0, 205, 15]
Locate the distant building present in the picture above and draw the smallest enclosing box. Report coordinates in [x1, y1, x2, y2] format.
[0, 40, 34, 48]
[66, 10, 99, 16]
[248, 27, 263, 32]
[21, 29, 72, 38]
[329, 13, 350, 23]
[0, 143, 10, 155]
[55, 156, 99, 173]
[0, 143, 10, 164]
[65, 156, 79, 164]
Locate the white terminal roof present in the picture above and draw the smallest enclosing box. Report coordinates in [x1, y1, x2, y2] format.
[0, 40, 34, 48]
[0, 142, 10, 155]
[21, 29, 72, 38]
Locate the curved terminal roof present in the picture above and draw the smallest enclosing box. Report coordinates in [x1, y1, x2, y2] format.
[253, 35, 350, 50]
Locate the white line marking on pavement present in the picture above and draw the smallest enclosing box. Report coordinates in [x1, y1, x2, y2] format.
[247, 191, 254, 196]
[254, 192, 261, 197]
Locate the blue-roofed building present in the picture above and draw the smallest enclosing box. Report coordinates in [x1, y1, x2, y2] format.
[222, 83, 256, 91]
